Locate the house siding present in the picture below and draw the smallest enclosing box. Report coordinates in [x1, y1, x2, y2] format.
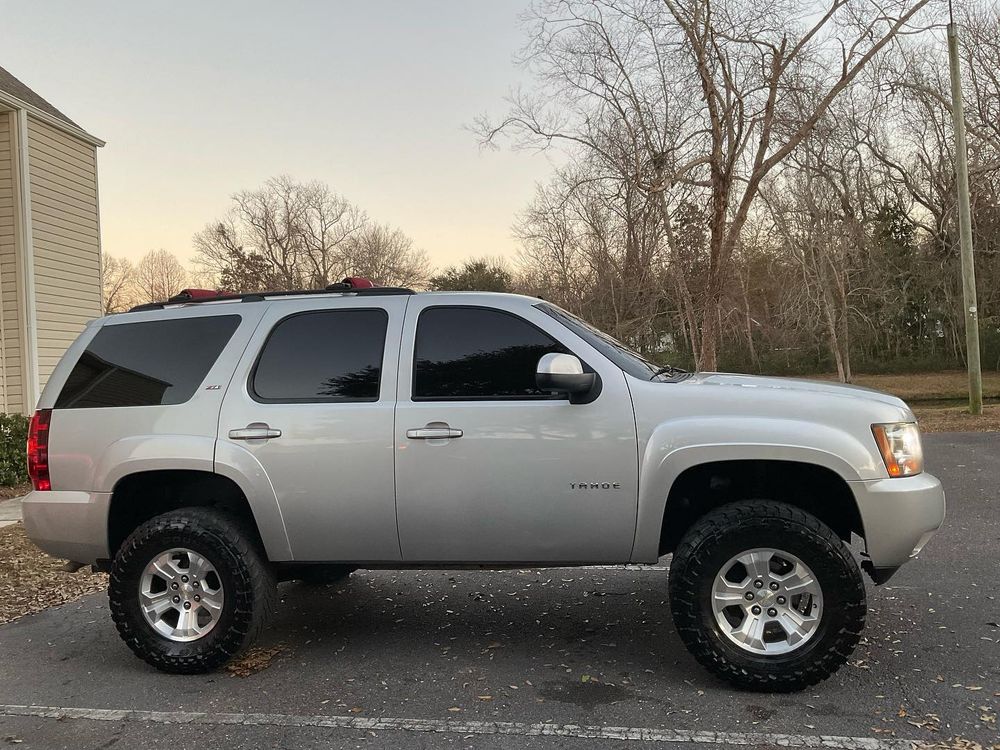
[0, 112, 24, 414]
[26, 116, 101, 390]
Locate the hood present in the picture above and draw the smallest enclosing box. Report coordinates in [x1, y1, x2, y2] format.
[686, 372, 909, 410]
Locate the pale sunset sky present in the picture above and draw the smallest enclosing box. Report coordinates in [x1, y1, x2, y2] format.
[1, 1, 554, 269]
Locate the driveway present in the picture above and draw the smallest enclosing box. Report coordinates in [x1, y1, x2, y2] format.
[0, 433, 997, 749]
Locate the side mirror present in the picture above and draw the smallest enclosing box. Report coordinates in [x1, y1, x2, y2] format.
[536, 353, 600, 403]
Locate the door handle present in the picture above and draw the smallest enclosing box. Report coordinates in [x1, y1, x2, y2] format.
[229, 423, 282, 440]
[406, 426, 463, 440]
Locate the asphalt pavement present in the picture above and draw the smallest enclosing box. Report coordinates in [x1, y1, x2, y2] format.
[0, 433, 997, 749]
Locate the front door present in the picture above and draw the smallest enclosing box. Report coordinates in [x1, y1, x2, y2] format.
[393, 297, 638, 563]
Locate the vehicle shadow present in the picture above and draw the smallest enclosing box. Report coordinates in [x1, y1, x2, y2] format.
[265, 567, 694, 687]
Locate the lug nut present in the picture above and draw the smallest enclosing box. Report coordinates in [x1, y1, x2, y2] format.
[183, 602, 191, 610]
[181, 575, 188, 583]
[171, 582, 179, 590]
[769, 582, 779, 591]
[753, 580, 763, 589]
[744, 592, 754, 601]
[777, 596, 786, 605]
[193, 581, 200, 588]
[172, 596, 180, 603]
[767, 608, 777, 617]
[751, 605, 761, 615]
[194, 595, 201, 602]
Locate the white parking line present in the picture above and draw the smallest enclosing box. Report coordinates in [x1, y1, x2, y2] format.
[0, 704, 920, 749]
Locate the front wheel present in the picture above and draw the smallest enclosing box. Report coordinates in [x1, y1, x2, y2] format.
[668, 500, 866, 692]
[109, 508, 277, 674]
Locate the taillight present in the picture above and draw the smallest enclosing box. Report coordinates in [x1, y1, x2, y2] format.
[27, 408, 52, 491]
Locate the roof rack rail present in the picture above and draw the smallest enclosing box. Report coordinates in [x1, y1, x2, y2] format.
[129, 284, 415, 312]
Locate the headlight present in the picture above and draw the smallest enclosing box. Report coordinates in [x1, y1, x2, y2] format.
[871, 422, 923, 477]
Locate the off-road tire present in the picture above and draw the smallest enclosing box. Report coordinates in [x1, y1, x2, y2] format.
[109, 507, 277, 674]
[668, 500, 866, 692]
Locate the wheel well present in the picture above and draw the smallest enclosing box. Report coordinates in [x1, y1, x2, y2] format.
[107, 470, 262, 557]
[658, 460, 864, 556]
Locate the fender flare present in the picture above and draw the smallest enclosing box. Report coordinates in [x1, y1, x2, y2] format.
[97, 435, 292, 561]
[631, 417, 878, 562]
[213, 440, 292, 561]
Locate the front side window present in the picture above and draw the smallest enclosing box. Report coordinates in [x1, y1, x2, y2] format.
[413, 306, 567, 400]
[56, 315, 241, 409]
[252, 309, 388, 402]
[536, 302, 665, 379]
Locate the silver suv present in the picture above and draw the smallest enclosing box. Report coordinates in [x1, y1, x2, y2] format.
[23, 282, 945, 691]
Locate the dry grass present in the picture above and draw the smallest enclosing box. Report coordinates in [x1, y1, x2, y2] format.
[814, 370, 1000, 402]
[810, 370, 1000, 433]
[0, 522, 107, 625]
[911, 404, 1000, 433]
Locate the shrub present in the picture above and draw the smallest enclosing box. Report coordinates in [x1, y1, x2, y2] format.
[0, 413, 29, 487]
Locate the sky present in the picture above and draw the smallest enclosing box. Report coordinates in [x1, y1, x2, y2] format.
[1, 1, 555, 269]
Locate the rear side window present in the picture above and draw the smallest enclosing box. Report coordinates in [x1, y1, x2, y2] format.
[56, 315, 240, 409]
[251, 309, 388, 402]
[413, 306, 567, 400]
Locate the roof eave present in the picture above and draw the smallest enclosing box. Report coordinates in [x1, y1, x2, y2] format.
[0, 90, 105, 147]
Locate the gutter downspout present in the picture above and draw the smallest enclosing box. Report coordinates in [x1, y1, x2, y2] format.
[14, 109, 39, 410]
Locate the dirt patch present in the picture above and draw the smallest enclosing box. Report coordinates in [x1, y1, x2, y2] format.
[0, 522, 107, 625]
[0, 483, 30, 502]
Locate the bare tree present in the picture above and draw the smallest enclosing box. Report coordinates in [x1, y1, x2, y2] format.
[346, 224, 430, 288]
[101, 253, 137, 313]
[194, 176, 428, 291]
[480, 0, 934, 370]
[298, 181, 368, 287]
[133, 249, 189, 304]
[516, 164, 675, 351]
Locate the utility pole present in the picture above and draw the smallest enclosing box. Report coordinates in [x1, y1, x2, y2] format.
[947, 20, 983, 415]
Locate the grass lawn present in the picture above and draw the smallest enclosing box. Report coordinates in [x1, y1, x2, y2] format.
[812, 370, 1000, 432]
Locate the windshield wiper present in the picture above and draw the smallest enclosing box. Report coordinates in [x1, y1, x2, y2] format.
[650, 364, 689, 380]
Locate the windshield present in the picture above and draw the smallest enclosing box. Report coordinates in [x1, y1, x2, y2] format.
[536, 303, 678, 380]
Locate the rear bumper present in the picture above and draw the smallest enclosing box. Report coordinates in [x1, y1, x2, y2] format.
[21, 490, 110, 565]
[850, 472, 945, 572]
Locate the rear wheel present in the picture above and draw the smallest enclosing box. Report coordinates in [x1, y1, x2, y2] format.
[668, 500, 865, 692]
[109, 508, 276, 674]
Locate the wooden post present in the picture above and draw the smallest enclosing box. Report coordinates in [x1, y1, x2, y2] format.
[947, 21, 983, 415]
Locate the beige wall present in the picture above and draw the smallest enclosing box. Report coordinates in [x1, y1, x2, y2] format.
[0, 111, 24, 414]
[26, 116, 101, 391]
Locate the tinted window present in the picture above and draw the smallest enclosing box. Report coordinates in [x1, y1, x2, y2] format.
[56, 315, 240, 409]
[413, 307, 567, 400]
[537, 303, 662, 379]
[252, 309, 387, 402]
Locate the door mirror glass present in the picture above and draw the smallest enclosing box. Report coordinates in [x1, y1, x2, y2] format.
[536, 353, 597, 402]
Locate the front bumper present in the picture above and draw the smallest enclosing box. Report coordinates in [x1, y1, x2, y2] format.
[850, 472, 945, 574]
[21, 490, 111, 565]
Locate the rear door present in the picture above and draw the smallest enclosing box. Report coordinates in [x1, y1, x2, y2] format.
[393, 296, 639, 563]
[218, 296, 406, 562]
